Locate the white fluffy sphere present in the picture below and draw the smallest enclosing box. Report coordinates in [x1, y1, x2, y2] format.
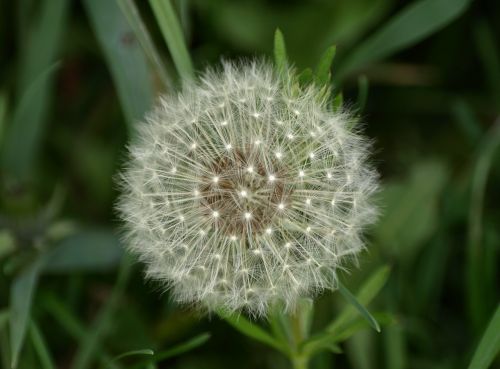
[118, 61, 378, 316]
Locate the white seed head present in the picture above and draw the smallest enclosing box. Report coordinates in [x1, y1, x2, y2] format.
[117, 60, 378, 317]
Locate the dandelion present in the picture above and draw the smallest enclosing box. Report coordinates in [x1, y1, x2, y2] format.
[117, 61, 378, 316]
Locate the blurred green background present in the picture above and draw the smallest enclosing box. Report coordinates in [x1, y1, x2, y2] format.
[0, 0, 499, 368]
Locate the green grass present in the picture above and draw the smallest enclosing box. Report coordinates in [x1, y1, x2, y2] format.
[0, 0, 499, 368]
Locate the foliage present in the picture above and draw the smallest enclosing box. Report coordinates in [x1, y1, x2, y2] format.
[0, 0, 499, 368]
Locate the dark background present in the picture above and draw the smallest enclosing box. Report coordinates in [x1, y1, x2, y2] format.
[0, 0, 499, 368]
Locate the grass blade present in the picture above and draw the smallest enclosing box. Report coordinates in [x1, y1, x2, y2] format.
[117, 0, 172, 90]
[220, 312, 287, 354]
[338, 0, 472, 79]
[41, 294, 119, 368]
[328, 266, 390, 333]
[1, 63, 60, 180]
[29, 320, 56, 369]
[130, 333, 210, 369]
[467, 118, 500, 332]
[467, 305, 500, 369]
[84, 0, 156, 131]
[110, 349, 154, 363]
[474, 20, 500, 107]
[2, 0, 68, 180]
[0, 310, 9, 330]
[356, 75, 369, 112]
[315, 46, 336, 86]
[71, 255, 132, 369]
[274, 28, 288, 76]
[149, 0, 194, 81]
[337, 282, 381, 333]
[0, 92, 7, 144]
[9, 259, 44, 368]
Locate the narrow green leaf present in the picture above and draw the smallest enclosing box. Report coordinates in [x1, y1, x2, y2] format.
[117, 0, 171, 90]
[298, 68, 314, 86]
[0, 310, 9, 330]
[274, 28, 288, 75]
[41, 294, 117, 367]
[338, 0, 472, 79]
[328, 266, 390, 333]
[220, 312, 287, 354]
[131, 333, 210, 369]
[337, 282, 381, 332]
[29, 321, 56, 369]
[384, 324, 407, 369]
[467, 305, 500, 369]
[2, 0, 68, 180]
[149, 0, 194, 81]
[84, 0, 155, 131]
[0, 92, 7, 144]
[357, 75, 369, 112]
[71, 256, 132, 369]
[110, 349, 154, 363]
[332, 92, 343, 112]
[474, 20, 500, 106]
[451, 99, 482, 145]
[375, 161, 449, 260]
[467, 119, 500, 332]
[303, 313, 393, 356]
[315, 46, 336, 86]
[43, 230, 123, 273]
[1, 63, 60, 180]
[0, 231, 15, 260]
[10, 259, 44, 368]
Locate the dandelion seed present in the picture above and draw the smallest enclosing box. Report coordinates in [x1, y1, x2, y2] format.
[117, 60, 378, 317]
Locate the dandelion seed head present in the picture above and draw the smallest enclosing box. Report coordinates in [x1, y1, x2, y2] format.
[117, 60, 378, 317]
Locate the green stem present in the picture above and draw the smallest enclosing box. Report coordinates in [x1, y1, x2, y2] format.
[287, 305, 311, 369]
[291, 354, 309, 369]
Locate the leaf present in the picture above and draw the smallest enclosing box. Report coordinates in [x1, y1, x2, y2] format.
[1, 0, 68, 180]
[474, 20, 500, 106]
[110, 349, 154, 363]
[1, 63, 60, 180]
[332, 92, 343, 112]
[0, 230, 15, 260]
[356, 75, 369, 112]
[71, 256, 133, 369]
[129, 333, 210, 369]
[315, 46, 336, 86]
[29, 320, 56, 369]
[41, 293, 117, 366]
[298, 68, 314, 86]
[220, 312, 287, 354]
[142, 333, 210, 364]
[0, 91, 7, 143]
[10, 259, 44, 368]
[149, 0, 194, 82]
[117, 0, 172, 90]
[467, 119, 500, 332]
[0, 310, 9, 330]
[338, 0, 472, 79]
[451, 99, 482, 145]
[328, 266, 391, 333]
[43, 230, 123, 273]
[274, 28, 288, 76]
[337, 282, 380, 333]
[467, 305, 500, 369]
[84, 0, 156, 131]
[303, 313, 393, 356]
[375, 161, 448, 261]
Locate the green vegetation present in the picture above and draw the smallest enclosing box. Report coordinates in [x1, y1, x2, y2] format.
[0, 0, 498, 368]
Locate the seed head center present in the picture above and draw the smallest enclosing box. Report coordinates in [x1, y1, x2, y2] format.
[199, 148, 291, 236]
